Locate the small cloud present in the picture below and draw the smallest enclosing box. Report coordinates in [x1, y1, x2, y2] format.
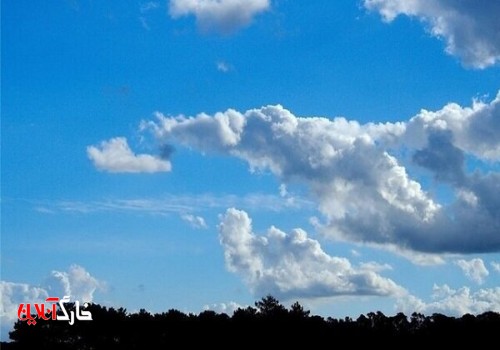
[359, 261, 392, 272]
[279, 184, 288, 197]
[87, 137, 171, 173]
[350, 249, 361, 257]
[181, 214, 208, 229]
[169, 0, 270, 34]
[216, 61, 232, 73]
[491, 261, 500, 273]
[455, 258, 489, 284]
[203, 301, 244, 315]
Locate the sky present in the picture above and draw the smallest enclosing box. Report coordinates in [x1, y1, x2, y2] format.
[2, 0, 500, 340]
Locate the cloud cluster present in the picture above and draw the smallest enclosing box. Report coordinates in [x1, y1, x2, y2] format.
[364, 0, 500, 68]
[138, 93, 500, 254]
[398, 284, 500, 316]
[87, 137, 171, 173]
[0, 265, 103, 341]
[169, 0, 270, 34]
[455, 258, 489, 285]
[218, 208, 405, 299]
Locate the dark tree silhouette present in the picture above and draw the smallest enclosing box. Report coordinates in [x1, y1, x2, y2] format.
[2, 296, 499, 349]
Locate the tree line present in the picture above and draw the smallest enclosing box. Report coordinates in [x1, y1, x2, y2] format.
[3, 295, 499, 348]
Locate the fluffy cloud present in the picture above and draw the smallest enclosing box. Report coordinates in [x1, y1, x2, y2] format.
[364, 0, 500, 68]
[398, 284, 500, 316]
[181, 214, 208, 229]
[455, 258, 489, 284]
[0, 265, 103, 341]
[139, 93, 500, 254]
[87, 137, 171, 173]
[169, 0, 270, 34]
[44, 264, 104, 302]
[218, 208, 405, 299]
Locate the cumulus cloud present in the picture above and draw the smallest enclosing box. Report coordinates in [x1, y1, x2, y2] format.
[0, 265, 103, 341]
[455, 258, 489, 284]
[181, 214, 208, 229]
[405, 93, 500, 161]
[492, 262, 500, 273]
[44, 264, 104, 302]
[364, 0, 500, 68]
[87, 137, 171, 173]
[218, 208, 406, 299]
[138, 93, 500, 254]
[397, 284, 500, 316]
[169, 0, 270, 34]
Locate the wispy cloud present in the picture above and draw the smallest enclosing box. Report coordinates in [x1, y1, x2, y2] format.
[140, 1, 160, 13]
[22, 192, 313, 217]
[181, 214, 208, 229]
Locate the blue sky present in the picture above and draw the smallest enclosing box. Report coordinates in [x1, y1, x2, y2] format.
[2, 0, 500, 340]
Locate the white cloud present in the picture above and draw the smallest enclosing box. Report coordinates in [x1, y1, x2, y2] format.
[218, 208, 406, 299]
[364, 0, 500, 68]
[0, 265, 103, 341]
[87, 137, 171, 173]
[490, 261, 500, 273]
[181, 214, 208, 229]
[169, 0, 270, 34]
[140, 94, 500, 255]
[455, 258, 489, 284]
[203, 301, 244, 314]
[397, 284, 500, 316]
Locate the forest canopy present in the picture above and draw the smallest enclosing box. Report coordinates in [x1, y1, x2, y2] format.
[3, 295, 499, 349]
